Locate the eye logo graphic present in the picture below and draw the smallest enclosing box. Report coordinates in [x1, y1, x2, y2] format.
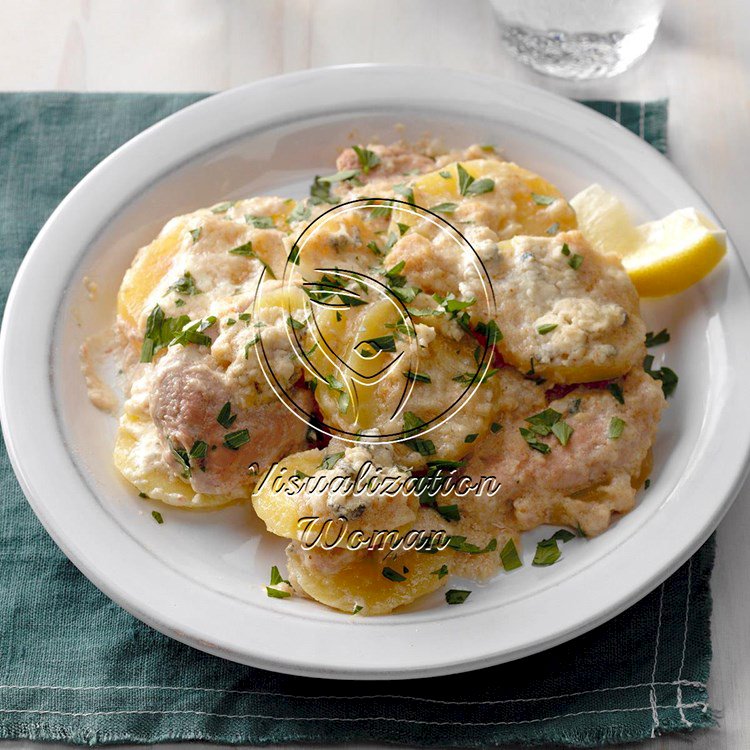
[251, 198, 497, 445]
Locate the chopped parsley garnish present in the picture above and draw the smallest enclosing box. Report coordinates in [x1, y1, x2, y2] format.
[448, 536, 496, 555]
[403, 411, 436, 457]
[397, 222, 410, 236]
[464, 433, 478, 443]
[524, 408, 564, 436]
[288, 202, 311, 224]
[607, 383, 625, 404]
[474, 319, 503, 345]
[167, 271, 201, 296]
[500, 538, 522, 571]
[404, 369, 431, 383]
[357, 334, 396, 357]
[385, 260, 406, 283]
[140, 305, 194, 362]
[270, 565, 289, 586]
[223, 429, 250, 450]
[174, 298, 185, 307]
[491, 422, 502, 433]
[352, 605, 363, 614]
[189, 440, 208, 460]
[532, 529, 574, 566]
[309, 177, 337, 204]
[168, 438, 191, 478]
[168, 315, 216, 349]
[445, 589, 471, 605]
[352, 145, 381, 173]
[382, 566, 407, 582]
[319, 168, 359, 185]
[568, 253, 584, 270]
[323, 375, 350, 414]
[519, 427, 551, 454]
[432, 564, 449, 579]
[246, 214, 275, 229]
[287, 316, 305, 331]
[456, 163, 494, 195]
[367, 240, 383, 256]
[430, 202, 458, 213]
[438, 170, 451, 179]
[452, 367, 499, 386]
[217, 402, 237, 429]
[531, 193, 555, 206]
[551, 420, 573, 446]
[244, 334, 261, 358]
[266, 587, 291, 599]
[521, 408, 575, 448]
[151, 511, 164, 524]
[393, 183, 415, 203]
[645, 329, 670, 347]
[138, 492, 149, 499]
[320, 452, 345, 470]
[370, 201, 393, 219]
[560, 243, 571, 256]
[537, 323, 558, 335]
[383, 260, 420, 304]
[189, 227, 202, 242]
[211, 201, 234, 214]
[437, 294, 476, 314]
[644, 354, 679, 397]
[228, 240, 253, 256]
[228, 241, 276, 278]
[608, 416, 625, 439]
[644, 478, 651, 490]
[437, 504, 460, 522]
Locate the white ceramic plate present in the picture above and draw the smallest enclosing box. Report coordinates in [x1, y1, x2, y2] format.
[2, 65, 749, 680]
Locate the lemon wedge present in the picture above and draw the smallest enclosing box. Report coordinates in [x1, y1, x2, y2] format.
[571, 184, 727, 297]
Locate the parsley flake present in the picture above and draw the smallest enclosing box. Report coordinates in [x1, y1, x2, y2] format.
[217, 402, 237, 429]
[445, 589, 471, 605]
[167, 271, 201, 296]
[608, 416, 625, 439]
[352, 145, 381, 174]
[224, 429, 250, 450]
[430, 202, 458, 213]
[645, 329, 670, 347]
[500, 538, 522, 571]
[531, 193, 555, 206]
[382, 566, 407, 582]
[432, 564, 449, 579]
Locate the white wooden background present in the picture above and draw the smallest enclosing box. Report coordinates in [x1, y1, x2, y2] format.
[1, 1, 749, 748]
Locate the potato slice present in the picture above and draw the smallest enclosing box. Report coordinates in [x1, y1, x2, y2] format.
[286, 544, 450, 616]
[114, 414, 239, 508]
[393, 159, 577, 239]
[492, 231, 645, 383]
[251, 448, 325, 539]
[312, 303, 502, 468]
[117, 220, 188, 330]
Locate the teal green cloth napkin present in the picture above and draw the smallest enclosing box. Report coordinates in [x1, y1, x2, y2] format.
[0, 94, 714, 747]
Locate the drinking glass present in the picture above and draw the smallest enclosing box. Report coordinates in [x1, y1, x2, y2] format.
[491, 0, 667, 80]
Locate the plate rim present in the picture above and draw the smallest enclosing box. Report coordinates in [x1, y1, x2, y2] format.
[2, 63, 750, 680]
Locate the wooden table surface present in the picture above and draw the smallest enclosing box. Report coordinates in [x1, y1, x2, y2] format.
[1, 1, 748, 748]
